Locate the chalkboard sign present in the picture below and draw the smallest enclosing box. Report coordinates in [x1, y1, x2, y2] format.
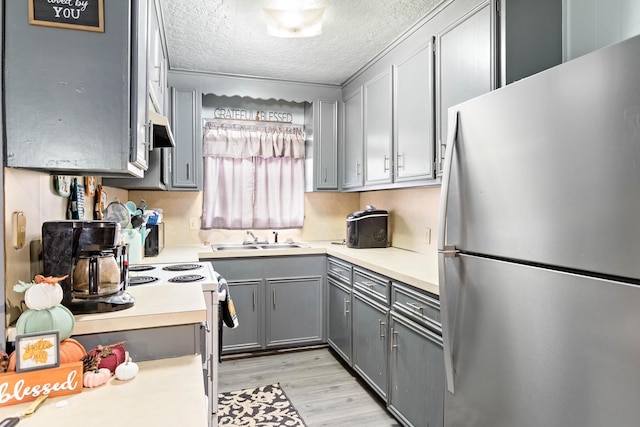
[28, 0, 104, 33]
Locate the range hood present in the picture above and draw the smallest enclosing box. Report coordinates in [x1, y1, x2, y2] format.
[149, 109, 176, 148]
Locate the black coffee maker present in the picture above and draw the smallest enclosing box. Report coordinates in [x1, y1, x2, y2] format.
[42, 220, 134, 314]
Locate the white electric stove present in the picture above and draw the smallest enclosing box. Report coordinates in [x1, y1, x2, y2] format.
[127, 262, 217, 287]
[128, 261, 220, 427]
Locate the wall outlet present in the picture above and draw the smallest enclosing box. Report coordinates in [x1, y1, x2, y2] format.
[425, 227, 431, 244]
[189, 217, 199, 230]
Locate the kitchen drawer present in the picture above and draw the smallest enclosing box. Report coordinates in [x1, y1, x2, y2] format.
[391, 282, 441, 334]
[353, 268, 389, 305]
[327, 257, 352, 286]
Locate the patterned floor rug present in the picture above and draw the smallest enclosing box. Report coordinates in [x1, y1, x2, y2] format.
[218, 383, 307, 426]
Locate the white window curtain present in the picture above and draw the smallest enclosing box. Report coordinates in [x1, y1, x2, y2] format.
[202, 123, 305, 230]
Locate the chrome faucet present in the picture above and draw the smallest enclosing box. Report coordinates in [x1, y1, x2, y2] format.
[245, 231, 258, 244]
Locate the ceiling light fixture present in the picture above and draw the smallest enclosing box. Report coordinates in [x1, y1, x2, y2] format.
[263, 7, 325, 38]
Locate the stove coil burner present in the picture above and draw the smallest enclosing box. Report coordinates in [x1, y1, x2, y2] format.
[129, 276, 159, 286]
[168, 274, 205, 283]
[129, 265, 157, 272]
[163, 264, 203, 272]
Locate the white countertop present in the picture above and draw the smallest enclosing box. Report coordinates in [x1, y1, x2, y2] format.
[145, 242, 440, 296]
[0, 355, 208, 427]
[7, 283, 207, 341]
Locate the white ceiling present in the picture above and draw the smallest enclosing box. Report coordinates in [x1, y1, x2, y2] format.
[159, 0, 445, 86]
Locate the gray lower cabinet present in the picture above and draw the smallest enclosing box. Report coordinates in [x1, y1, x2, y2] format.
[352, 291, 389, 400]
[220, 279, 262, 353]
[211, 255, 325, 354]
[388, 312, 445, 427]
[327, 277, 352, 364]
[267, 276, 323, 347]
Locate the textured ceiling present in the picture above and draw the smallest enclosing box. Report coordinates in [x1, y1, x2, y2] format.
[160, 0, 445, 85]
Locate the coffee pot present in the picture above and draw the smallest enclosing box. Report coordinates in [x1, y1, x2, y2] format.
[72, 253, 122, 297]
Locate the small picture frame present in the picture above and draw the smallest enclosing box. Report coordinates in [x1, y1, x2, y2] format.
[15, 331, 60, 373]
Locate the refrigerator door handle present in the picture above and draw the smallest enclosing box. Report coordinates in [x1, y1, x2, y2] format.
[438, 110, 460, 394]
[438, 110, 459, 254]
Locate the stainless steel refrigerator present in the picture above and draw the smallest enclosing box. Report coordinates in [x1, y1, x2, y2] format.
[438, 34, 640, 427]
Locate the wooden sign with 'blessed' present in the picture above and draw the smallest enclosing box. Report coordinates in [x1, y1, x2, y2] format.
[0, 362, 83, 406]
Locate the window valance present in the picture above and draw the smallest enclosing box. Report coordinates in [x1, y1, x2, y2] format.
[203, 123, 305, 159]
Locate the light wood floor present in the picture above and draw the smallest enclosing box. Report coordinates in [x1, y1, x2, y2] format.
[218, 347, 401, 427]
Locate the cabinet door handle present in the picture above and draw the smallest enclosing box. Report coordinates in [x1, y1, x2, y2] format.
[144, 122, 152, 147]
[356, 162, 361, 177]
[397, 153, 405, 170]
[378, 319, 385, 340]
[252, 289, 256, 311]
[391, 327, 398, 350]
[273, 289, 276, 309]
[186, 163, 191, 180]
[344, 298, 350, 316]
[383, 155, 390, 172]
[322, 167, 327, 182]
[406, 302, 424, 313]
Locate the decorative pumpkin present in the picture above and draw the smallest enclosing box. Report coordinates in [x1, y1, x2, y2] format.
[24, 282, 64, 310]
[7, 338, 87, 372]
[16, 305, 75, 341]
[88, 341, 126, 373]
[83, 368, 111, 388]
[115, 352, 139, 381]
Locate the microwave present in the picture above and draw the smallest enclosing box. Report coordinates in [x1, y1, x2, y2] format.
[144, 223, 165, 257]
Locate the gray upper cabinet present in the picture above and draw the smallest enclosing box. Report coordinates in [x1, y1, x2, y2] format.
[435, 0, 495, 176]
[364, 69, 394, 186]
[148, 0, 168, 115]
[4, 0, 149, 176]
[342, 87, 364, 189]
[169, 87, 202, 190]
[393, 40, 436, 182]
[564, 0, 640, 61]
[499, 0, 562, 85]
[314, 100, 339, 190]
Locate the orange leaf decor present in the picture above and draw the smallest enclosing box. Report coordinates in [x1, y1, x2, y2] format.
[21, 339, 54, 365]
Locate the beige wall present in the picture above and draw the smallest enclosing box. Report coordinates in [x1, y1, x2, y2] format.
[361, 187, 441, 255]
[129, 190, 361, 246]
[4, 166, 441, 326]
[3, 168, 128, 325]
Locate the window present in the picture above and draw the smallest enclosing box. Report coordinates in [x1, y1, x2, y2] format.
[201, 123, 305, 229]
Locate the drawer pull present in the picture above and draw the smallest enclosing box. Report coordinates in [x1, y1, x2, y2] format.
[406, 302, 424, 313]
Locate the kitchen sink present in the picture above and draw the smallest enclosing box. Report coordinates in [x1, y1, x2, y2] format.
[260, 243, 308, 249]
[211, 242, 309, 251]
[213, 244, 261, 251]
